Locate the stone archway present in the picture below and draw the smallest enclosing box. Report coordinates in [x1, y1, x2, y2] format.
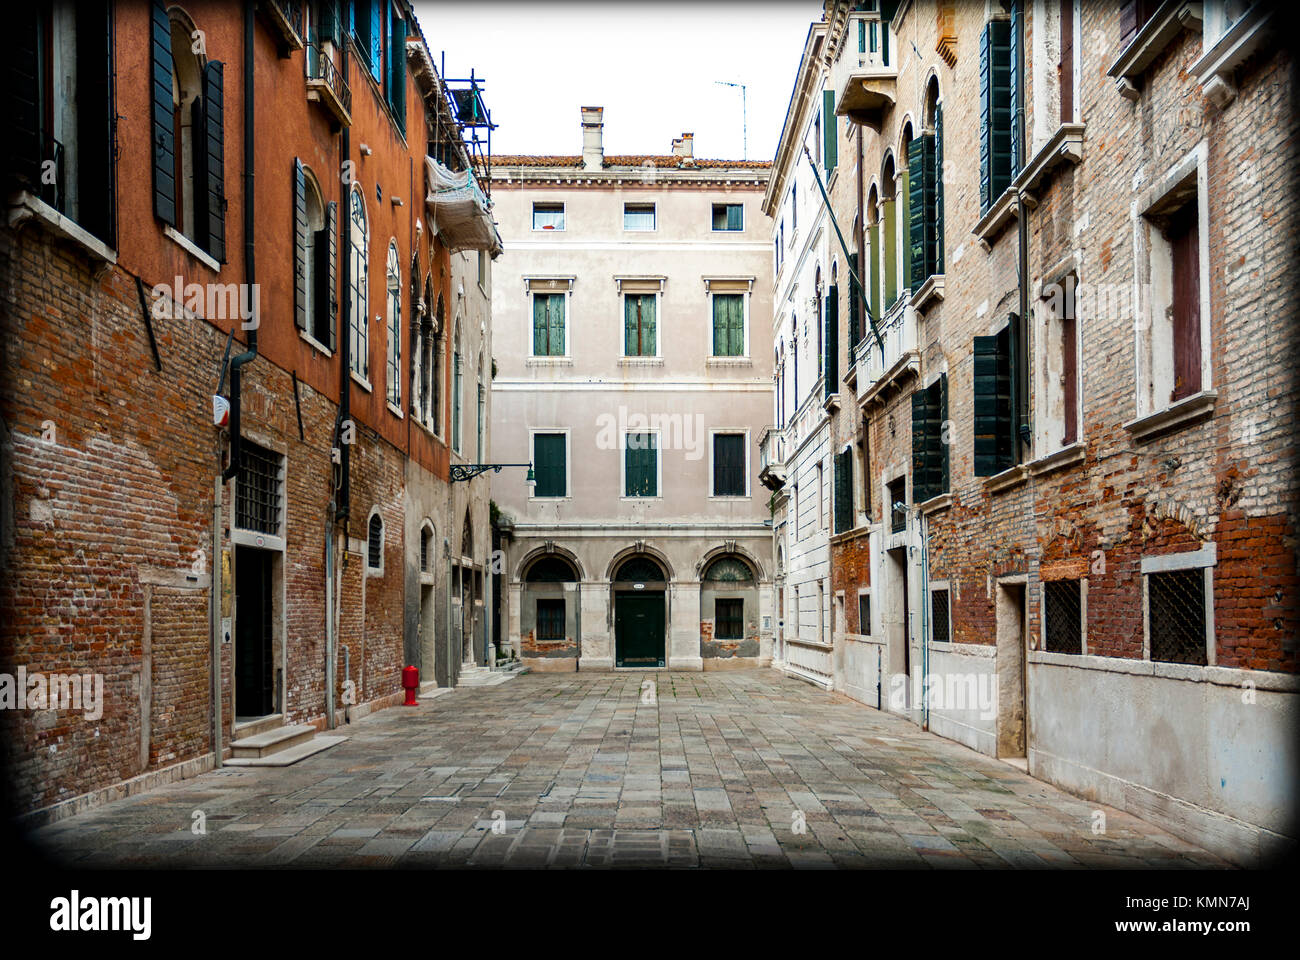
[611, 554, 667, 668]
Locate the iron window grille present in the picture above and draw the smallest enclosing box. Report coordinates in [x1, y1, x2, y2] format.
[236, 441, 283, 535]
[1043, 579, 1083, 654]
[930, 588, 950, 644]
[536, 598, 565, 640]
[1148, 569, 1208, 665]
[715, 598, 744, 640]
[367, 513, 383, 570]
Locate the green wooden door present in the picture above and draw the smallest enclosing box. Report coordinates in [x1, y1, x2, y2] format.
[615, 591, 665, 667]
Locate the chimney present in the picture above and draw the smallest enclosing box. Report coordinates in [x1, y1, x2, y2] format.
[671, 132, 694, 159]
[581, 106, 604, 170]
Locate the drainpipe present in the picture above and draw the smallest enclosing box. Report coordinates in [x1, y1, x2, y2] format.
[324, 516, 335, 729]
[337, 37, 352, 525]
[211, 477, 223, 767]
[918, 507, 931, 730]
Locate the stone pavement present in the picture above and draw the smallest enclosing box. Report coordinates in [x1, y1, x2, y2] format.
[27, 670, 1229, 869]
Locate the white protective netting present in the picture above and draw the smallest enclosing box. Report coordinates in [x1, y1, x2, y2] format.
[424, 156, 502, 256]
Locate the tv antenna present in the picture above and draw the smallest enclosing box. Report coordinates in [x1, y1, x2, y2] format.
[715, 80, 748, 160]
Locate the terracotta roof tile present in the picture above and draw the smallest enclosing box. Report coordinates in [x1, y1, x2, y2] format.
[490, 154, 770, 170]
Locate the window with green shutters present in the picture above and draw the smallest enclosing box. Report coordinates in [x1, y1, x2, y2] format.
[973, 324, 1016, 476]
[934, 101, 945, 269]
[532, 433, 566, 498]
[625, 433, 658, 497]
[868, 222, 880, 329]
[823, 90, 837, 174]
[713, 433, 745, 497]
[910, 374, 948, 503]
[833, 449, 853, 534]
[979, 18, 1013, 215]
[386, 4, 406, 134]
[712, 294, 745, 357]
[908, 134, 937, 288]
[712, 203, 743, 231]
[532, 293, 565, 356]
[823, 285, 839, 399]
[624, 294, 657, 356]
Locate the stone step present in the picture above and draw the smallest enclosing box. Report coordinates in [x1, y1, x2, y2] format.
[419, 680, 454, 698]
[229, 723, 317, 759]
[232, 713, 284, 740]
[224, 735, 348, 767]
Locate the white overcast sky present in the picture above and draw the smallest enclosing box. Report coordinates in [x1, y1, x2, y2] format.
[411, 1, 825, 161]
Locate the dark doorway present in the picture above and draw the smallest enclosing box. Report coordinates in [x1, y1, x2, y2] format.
[234, 546, 274, 718]
[615, 592, 666, 667]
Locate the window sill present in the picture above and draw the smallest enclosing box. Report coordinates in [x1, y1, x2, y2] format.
[708, 495, 750, 502]
[526, 357, 573, 366]
[1123, 389, 1217, 442]
[1107, 1, 1204, 98]
[919, 492, 952, 516]
[912, 274, 944, 313]
[619, 496, 664, 502]
[163, 225, 222, 272]
[7, 191, 117, 266]
[529, 495, 571, 503]
[972, 188, 1018, 251]
[365, 566, 384, 579]
[982, 463, 1028, 494]
[299, 329, 333, 356]
[419, 571, 435, 586]
[1013, 123, 1085, 205]
[707, 357, 752, 366]
[822, 392, 841, 414]
[619, 357, 664, 366]
[350, 371, 373, 392]
[1026, 440, 1085, 478]
[387, 401, 404, 419]
[1191, 3, 1275, 107]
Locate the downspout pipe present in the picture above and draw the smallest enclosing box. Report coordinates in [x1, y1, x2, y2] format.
[223, 0, 259, 482]
[337, 39, 352, 524]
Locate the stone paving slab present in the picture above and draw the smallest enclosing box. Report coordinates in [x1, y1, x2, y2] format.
[26, 670, 1231, 869]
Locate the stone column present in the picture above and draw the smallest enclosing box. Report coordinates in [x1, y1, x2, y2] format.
[668, 580, 704, 671]
[578, 580, 613, 671]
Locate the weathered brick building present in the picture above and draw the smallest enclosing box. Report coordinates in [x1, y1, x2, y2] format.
[788, 0, 1296, 865]
[0, 0, 500, 820]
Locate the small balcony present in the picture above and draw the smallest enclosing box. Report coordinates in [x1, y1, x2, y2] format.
[305, 42, 352, 128]
[264, 0, 305, 53]
[856, 292, 919, 408]
[758, 425, 788, 492]
[831, 11, 898, 131]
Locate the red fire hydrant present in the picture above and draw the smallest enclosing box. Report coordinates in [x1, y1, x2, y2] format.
[402, 665, 419, 706]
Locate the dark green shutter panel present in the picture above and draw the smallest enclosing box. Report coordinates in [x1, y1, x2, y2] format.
[9, 9, 40, 193]
[823, 90, 837, 174]
[293, 159, 308, 331]
[150, 0, 177, 227]
[727, 203, 742, 230]
[973, 326, 1014, 476]
[823, 287, 838, 400]
[848, 273, 861, 349]
[908, 135, 936, 288]
[624, 296, 638, 355]
[548, 295, 565, 355]
[1010, 0, 1022, 178]
[979, 20, 1012, 215]
[867, 223, 879, 332]
[534, 434, 565, 497]
[323, 200, 338, 349]
[369, 1, 383, 82]
[911, 388, 933, 503]
[318, 0, 338, 45]
[390, 10, 406, 132]
[194, 61, 226, 262]
[881, 0, 898, 63]
[833, 450, 853, 534]
[934, 102, 945, 271]
[714, 434, 744, 496]
[533, 295, 548, 354]
[939, 373, 950, 494]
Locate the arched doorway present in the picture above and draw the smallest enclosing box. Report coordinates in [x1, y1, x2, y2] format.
[522, 554, 580, 666]
[700, 555, 759, 661]
[613, 555, 667, 668]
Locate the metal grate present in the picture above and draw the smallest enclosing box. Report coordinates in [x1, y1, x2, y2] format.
[930, 589, 950, 644]
[367, 513, 383, 570]
[537, 598, 565, 640]
[1149, 569, 1208, 665]
[236, 441, 283, 535]
[1043, 579, 1082, 654]
[715, 598, 744, 640]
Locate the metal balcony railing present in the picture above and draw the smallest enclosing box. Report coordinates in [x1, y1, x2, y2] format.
[269, 0, 304, 42]
[305, 42, 352, 124]
[857, 291, 915, 394]
[830, 11, 898, 123]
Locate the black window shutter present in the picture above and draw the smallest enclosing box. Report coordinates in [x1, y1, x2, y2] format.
[293, 159, 308, 332]
[939, 373, 950, 494]
[824, 286, 838, 400]
[979, 20, 1011, 215]
[847, 272, 861, 349]
[197, 61, 226, 262]
[1010, 0, 1023, 178]
[907, 134, 936, 288]
[833, 450, 853, 534]
[322, 200, 338, 350]
[934, 101, 944, 270]
[911, 387, 935, 503]
[149, 0, 177, 227]
[75, 0, 115, 246]
[9, 8, 41, 194]
[973, 326, 1014, 476]
[390, 10, 407, 132]
[714, 434, 744, 497]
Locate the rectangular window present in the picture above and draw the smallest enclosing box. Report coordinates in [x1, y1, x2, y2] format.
[973, 323, 1016, 476]
[715, 598, 744, 640]
[712, 203, 744, 231]
[979, 17, 1014, 214]
[1043, 579, 1082, 654]
[712, 293, 745, 356]
[532, 292, 565, 356]
[911, 375, 949, 502]
[833, 449, 853, 534]
[713, 433, 746, 497]
[931, 588, 950, 644]
[623, 293, 657, 356]
[624, 433, 658, 497]
[857, 593, 871, 635]
[907, 133, 938, 288]
[823, 89, 837, 173]
[817, 461, 825, 529]
[532, 202, 565, 230]
[1167, 202, 1202, 402]
[537, 598, 565, 641]
[888, 476, 907, 534]
[236, 441, 284, 536]
[533, 432, 567, 498]
[1059, 0, 1074, 123]
[624, 203, 656, 231]
[1148, 569, 1208, 665]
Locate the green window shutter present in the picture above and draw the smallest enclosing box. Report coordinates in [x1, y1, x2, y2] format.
[193, 61, 226, 262]
[625, 294, 656, 356]
[883, 199, 897, 310]
[624, 295, 639, 355]
[626, 434, 657, 496]
[547, 295, 565, 355]
[319, 200, 338, 350]
[868, 223, 880, 328]
[293, 159, 308, 332]
[823, 286, 838, 400]
[713, 434, 745, 497]
[390, 9, 406, 132]
[1009, 0, 1022, 178]
[907, 135, 936, 289]
[727, 203, 743, 230]
[823, 90, 837, 174]
[833, 450, 853, 534]
[149, 0, 177, 227]
[934, 102, 945, 271]
[939, 373, 950, 494]
[714, 294, 743, 356]
[848, 273, 861, 349]
[900, 165, 911, 291]
[533, 433, 566, 497]
[729, 295, 744, 355]
[911, 388, 933, 503]
[973, 325, 1014, 476]
[533, 295, 548, 355]
[979, 20, 1012, 215]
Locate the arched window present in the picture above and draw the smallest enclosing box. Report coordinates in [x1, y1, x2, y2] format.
[614, 556, 665, 583]
[881, 155, 898, 310]
[168, 10, 205, 245]
[703, 556, 755, 582]
[295, 164, 333, 348]
[461, 509, 473, 559]
[386, 241, 402, 407]
[367, 511, 384, 572]
[433, 293, 445, 436]
[451, 318, 463, 453]
[419, 522, 435, 573]
[525, 556, 578, 582]
[348, 184, 369, 380]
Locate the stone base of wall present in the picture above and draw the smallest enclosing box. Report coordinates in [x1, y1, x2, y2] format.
[524, 656, 578, 673]
[702, 656, 768, 671]
[18, 752, 217, 830]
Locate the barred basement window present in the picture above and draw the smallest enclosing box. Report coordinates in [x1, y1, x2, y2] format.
[536, 598, 565, 640]
[236, 441, 283, 535]
[367, 512, 383, 571]
[930, 588, 950, 644]
[1148, 569, 1208, 665]
[1043, 579, 1083, 654]
[715, 598, 744, 640]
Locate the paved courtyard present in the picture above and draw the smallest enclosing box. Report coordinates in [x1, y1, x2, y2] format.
[28, 670, 1228, 869]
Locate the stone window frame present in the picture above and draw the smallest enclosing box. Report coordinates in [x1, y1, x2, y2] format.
[1140, 543, 1217, 666]
[1039, 574, 1088, 655]
[365, 506, 385, 577]
[928, 579, 952, 646]
[528, 428, 571, 503]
